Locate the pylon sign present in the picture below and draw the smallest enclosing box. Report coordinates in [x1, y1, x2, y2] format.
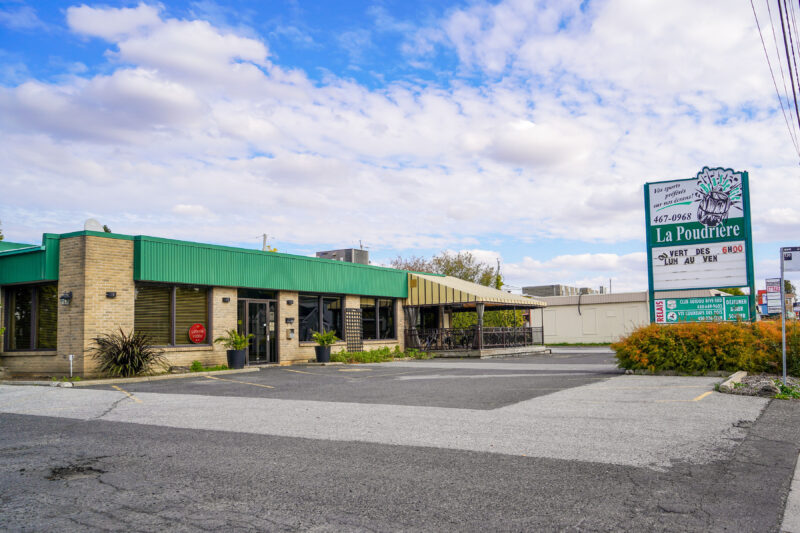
[644, 167, 755, 322]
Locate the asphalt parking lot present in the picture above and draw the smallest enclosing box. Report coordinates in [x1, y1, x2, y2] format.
[1, 349, 799, 531]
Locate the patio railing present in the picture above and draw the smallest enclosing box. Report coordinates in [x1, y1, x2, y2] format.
[404, 327, 544, 351]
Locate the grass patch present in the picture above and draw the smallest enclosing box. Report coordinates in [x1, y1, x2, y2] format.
[189, 360, 229, 372]
[546, 342, 611, 347]
[330, 346, 432, 364]
[50, 376, 82, 382]
[775, 380, 800, 400]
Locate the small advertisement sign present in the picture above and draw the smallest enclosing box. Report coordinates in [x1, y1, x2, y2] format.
[653, 296, 749, 323]
[783, 247, 800, 273]
[188, 323, 207, 344]
[766, 278, 783, 314]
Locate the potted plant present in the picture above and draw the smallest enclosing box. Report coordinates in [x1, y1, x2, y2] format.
[312, 329, 339, 363]
[214, 329, 253, 369]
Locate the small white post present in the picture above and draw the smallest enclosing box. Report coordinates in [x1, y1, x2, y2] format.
[69, 354, 74, 379]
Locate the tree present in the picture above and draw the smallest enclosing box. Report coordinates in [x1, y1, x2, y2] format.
[390, 255, 434, 273]
[719, 287, 745, 296]
[786, 280, 797, 295]
[102, 225, 112, 233]
[431, 251, 496, 286]
[0, 219, 4, 241]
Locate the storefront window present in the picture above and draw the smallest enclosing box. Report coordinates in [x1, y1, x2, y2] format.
[134, 284, 210, 345]
[175, 286, 209, 344]
[361, 297, 377, 340]
[298, 294, 342, 341]
[379, 299, 395, 339]
[360, 297, 395, 340]
[4, 284, 57, 351]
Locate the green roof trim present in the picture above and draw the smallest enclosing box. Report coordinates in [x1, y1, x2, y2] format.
[0, 241, 36, 252]
[0, 234, 59, 285]
[133, 235, 408, 297]
[0, 230, 413, 297]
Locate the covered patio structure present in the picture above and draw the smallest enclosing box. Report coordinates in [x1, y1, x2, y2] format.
[403, 273, 547, 358]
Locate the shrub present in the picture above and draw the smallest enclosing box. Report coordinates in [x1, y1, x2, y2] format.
[330, 346, 431, 364]
[613, 321, 800, 375]
[89, 328, 168, 377]
[214, 329, 253, 350]
[189, 361, 229, 372]
[311, 329, 339, 347]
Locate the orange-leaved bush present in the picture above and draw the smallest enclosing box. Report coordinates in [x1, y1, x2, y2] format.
[612, 321, 800, 375]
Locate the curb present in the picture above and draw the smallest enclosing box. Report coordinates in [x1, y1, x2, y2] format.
[719, 370, 748, 393]
[0, 367, 262, 387]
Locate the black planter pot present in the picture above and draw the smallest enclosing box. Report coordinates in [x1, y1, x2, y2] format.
[226, 349, 246, 369]
[315, 346, 331, 363]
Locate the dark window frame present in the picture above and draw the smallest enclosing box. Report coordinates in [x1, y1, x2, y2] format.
[298, 292, 344, 343]
[134, 283, 213, 347]
[360, 297, 397, 340]
[2, 282, 58, 352]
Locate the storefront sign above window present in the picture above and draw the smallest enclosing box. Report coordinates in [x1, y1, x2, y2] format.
[188, 323, 207, 344]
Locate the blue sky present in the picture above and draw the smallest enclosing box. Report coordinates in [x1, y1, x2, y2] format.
[0, 0, 798, 292]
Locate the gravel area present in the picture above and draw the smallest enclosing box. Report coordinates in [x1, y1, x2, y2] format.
[727, 373, 800, 397]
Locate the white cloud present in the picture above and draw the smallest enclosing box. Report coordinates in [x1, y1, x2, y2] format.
[67, 3, 162, 40]
[1, 0, 797, 293]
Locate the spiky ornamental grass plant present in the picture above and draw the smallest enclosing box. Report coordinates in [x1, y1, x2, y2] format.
[89, 328, 168, 377]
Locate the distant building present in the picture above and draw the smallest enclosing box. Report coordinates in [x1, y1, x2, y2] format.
[530, 289, 727, 344]
[522, 284, 600, 297]
[315, 248, 369, 265]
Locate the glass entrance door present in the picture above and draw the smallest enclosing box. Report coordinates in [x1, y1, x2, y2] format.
[238, 299, 278, 364]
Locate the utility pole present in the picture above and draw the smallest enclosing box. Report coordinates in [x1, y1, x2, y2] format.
[261, 234, 268, 252]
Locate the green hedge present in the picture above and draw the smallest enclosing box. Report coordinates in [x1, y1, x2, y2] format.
[612, 321, 800, 375]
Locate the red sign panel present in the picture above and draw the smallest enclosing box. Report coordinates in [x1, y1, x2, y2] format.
[188, 323, 207, 344]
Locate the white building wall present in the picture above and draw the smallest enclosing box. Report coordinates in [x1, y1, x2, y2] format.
[532, 301, 650, 344]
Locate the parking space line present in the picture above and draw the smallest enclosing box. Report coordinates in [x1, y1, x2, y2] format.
[204, 375, 274, 389]
[692, 391, 713, 402]
[282, 368, 317, 375]
[111, 385, 142, 403]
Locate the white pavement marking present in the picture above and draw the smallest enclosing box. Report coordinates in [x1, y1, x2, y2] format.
[395, 372, 603, 380]
[380, 362, 618, 372]
[0, 375, 767, 470]
[781, 453, 800, 532]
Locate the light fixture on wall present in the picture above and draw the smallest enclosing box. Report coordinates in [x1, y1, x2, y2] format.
[286, 299, 294, 305]
[222, 297, 231, 303]
[285, 317, 295, 324]
[59, 291, 73, 306]
[106, 292, 116, 299]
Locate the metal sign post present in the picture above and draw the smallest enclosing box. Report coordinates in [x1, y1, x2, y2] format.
[781, 247, 800, 386]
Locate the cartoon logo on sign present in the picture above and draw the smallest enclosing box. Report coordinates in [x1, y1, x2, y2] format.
[694, 167, 743, 228]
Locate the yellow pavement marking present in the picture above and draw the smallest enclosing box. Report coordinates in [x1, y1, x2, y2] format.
[282, 368, 317, 375]
[204, 375, 274, 389]
[111, 385, 142, 403]
[692, 391, 713, 402]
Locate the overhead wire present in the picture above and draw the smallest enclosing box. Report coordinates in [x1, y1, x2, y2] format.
[755, 0, 800, 158]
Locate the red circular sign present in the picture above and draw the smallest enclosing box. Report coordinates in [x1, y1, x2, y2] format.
[188, 323, 207, 344]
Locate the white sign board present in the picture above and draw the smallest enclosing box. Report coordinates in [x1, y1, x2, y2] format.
[783, 247, 800, 272]
[766, 278, 783, 314]
[651, 241, 748, 291]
